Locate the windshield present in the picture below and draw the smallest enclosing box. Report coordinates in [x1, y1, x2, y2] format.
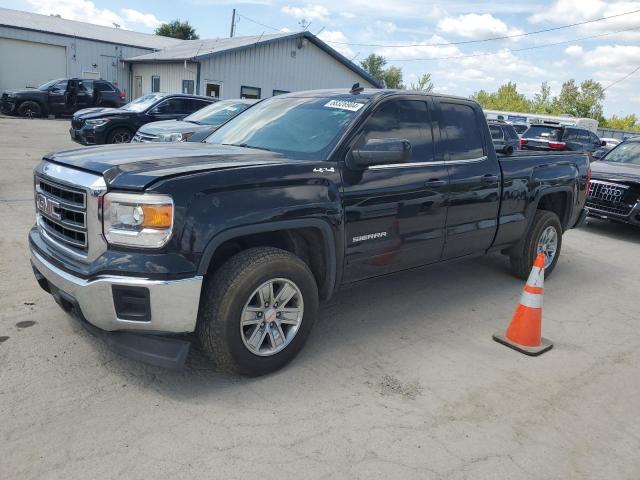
[523, 125, 562, 140]
[512, 124, 528, 134]
[122, 94, 164, 112]
[206, 96, 368, 160]
[186, 100, 253, 126]
[38, 79, 65, 91]
[601, 142, 640, 165]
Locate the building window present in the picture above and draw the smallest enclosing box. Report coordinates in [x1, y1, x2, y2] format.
[273, 89, 290, 96]
[240, 86, 261, 99]
[151, 75, 160, 93]
[182, 80, 195, 95]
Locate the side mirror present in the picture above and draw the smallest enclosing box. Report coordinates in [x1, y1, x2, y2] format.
[349, 138, 411, 169]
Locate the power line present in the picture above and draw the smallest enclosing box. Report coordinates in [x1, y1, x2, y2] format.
[323, 9, 640, 48]
[387, 25, 640, 62]
[603, 64, 640, 92]
[235, 13, 285, 33]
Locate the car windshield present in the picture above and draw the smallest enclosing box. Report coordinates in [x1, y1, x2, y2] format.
[122, 94, 164, 112]
[601, 142, 640, 165]
[38, 79, 65, 91]
[523, 125, 562, 140]
[512, 124, 528, 134]
[206, 96, 368, 160]
[186, 100, 253, 126]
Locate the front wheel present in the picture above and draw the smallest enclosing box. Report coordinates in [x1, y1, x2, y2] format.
[106, 128, 132, 144]
[510, 210, 563, 279]
[17, 101, 42, 118]
[197, 247, 319, 376]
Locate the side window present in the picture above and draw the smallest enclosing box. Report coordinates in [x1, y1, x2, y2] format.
[52, 80, 68, 92]
[440, 102, 484, 161]
[589, 132, 599, 144]
[563, 129, 576, 141]
[577, 130, 590, 143]
[151, 75, 160, 93]
[505, 126, 518, 140]
[188, 99, 212, 111]
[154, 98, 190, 114]
[95, 82, 114, 92]
[78, 80, 93, 92]
[358, 100, 434, 162]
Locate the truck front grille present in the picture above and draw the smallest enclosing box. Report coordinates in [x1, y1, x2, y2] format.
[35, 176, 88, 253]
[587, 180, 634, 217]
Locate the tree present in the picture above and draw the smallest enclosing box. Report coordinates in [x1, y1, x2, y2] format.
[360, 54, 404, 88]
[155, 20, 199, 40]
[471, 82, 531, 112]
[601, 114, 640, 132]
[409, 73, 434, 92]
[532, 81, 554, 114]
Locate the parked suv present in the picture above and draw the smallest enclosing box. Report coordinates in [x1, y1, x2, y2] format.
[0, 78, 124, 117]
[521, 124, 605, 153]
[70, 93, 216, 144]
[29, 89, 589, 375]
[488, 120, 520, 155]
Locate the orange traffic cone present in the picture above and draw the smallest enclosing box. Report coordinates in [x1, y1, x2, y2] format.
[493, 253, 553, 356]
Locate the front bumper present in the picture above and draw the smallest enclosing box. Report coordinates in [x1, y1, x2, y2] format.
[586, 202, 640, 226]
[69, 126, 105, 145]
[0, 99, 16, 113]
[31, 248, 203, 334]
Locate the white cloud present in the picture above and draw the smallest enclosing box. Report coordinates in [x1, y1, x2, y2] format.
[281, 4, 330, 21]
[121, 9, 161, 28]
[565, 45, 584, 56]
[375, 21, 397, 34]
[27, 0, 162, 30]
[318, 30, 354, 57]
[437, 13, 523, 39]
[377, 35, 461, 60]
[581, 45, 640, 67]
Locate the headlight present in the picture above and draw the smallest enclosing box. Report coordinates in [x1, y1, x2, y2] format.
[158, 132, 194, 142]
[85, 119, 109, 127]
[103, 192, 174, 248]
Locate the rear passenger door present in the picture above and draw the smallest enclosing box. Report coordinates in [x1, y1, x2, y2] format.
[434, 100, 501, 260]
[341, 97, 449, 282]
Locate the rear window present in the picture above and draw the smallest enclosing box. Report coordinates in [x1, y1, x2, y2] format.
[95, 82, 115, 92]
[512, 124, 528, 135]
[523, 126, 562, 141]
[504, 125, 519, 140]
[489, 125, 503, 140]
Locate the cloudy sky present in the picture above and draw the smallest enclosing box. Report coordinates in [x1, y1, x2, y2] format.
[2, 0, 640, 116]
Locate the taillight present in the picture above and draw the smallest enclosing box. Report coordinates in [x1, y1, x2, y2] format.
[119, 90, 126, 100]
[548, 141, 566, 150]
[520, 138, 527, 146]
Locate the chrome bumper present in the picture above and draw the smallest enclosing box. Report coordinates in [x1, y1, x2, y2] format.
[31, 249, 203, 334]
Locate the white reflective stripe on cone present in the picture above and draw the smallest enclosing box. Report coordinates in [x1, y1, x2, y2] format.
[520, 290, 543, 309]
[526, 266, 544, 288]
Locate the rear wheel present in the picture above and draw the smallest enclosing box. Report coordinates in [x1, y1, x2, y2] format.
[505, 145, 515, 155]
[17, 101, 42, 118]
[107, 128, 132, 144]
[510, 210, 562, 279]
[197, 247, 319, 376]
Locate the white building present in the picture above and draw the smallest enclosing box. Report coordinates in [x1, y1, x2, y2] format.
[0, 7, 180, 97]
[0, 8, 381, 101]
[125, 32, 381, 100]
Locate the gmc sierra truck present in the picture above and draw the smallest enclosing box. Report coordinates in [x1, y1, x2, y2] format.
[29, 88, 590, 376]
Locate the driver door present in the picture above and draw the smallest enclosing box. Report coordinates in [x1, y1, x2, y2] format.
[47, 80, 68, 114]
[341, 97, 449, 282]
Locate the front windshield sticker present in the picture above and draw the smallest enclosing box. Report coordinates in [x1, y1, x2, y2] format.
[324, 100, 365, 112]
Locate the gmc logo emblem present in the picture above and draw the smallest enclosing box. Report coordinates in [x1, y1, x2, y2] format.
[36, 193, 61, 220]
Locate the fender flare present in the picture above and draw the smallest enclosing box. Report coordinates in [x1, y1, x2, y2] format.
[509, 185, 574, 258]
[197, 218, 338, 298]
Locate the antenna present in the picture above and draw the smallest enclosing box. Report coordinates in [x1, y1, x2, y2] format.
[350, 83, 364, 94]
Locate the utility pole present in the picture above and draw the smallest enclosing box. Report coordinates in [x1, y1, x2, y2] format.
[230, 9, 236, 37]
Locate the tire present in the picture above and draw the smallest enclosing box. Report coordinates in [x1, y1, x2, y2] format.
[17, 101, 42, 118]
[509, 210, 563, 280]
[505, 145, 515, 155]
[197, 247, 319, 376]
[106, 127, 132, 144]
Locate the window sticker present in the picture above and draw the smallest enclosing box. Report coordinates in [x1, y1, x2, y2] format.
[324, 99, 365, 112]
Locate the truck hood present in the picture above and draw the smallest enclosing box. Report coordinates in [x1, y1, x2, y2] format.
[74, 107, 130, 119]
[137, 120, 211, 135]
[591, 160, 640, 184]
[44, 143, 292, 190]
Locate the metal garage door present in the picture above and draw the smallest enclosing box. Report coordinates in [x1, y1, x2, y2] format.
[0, 38, 66, 92]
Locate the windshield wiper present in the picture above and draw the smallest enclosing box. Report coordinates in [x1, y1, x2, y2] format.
[222, 143, 271, 152]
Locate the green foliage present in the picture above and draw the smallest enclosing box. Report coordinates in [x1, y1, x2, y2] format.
[155, 20, 199, 40]
[409, 73, 434, 92]
[360, 54, 429, 90]
[471, 82, 532, 112]
[601, 114, 640, 132]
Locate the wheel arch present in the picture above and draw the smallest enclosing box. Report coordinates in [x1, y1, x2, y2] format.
[198, 219, 338, 300]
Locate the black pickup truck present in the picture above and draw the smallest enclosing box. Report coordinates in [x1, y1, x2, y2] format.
[29, 88, 590, 375]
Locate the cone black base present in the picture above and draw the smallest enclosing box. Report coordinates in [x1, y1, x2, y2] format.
[492, 333, 553, 356]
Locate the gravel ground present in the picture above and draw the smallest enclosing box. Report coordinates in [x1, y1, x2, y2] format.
[1, 116, 639, 480]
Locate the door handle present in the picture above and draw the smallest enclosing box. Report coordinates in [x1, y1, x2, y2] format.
[481, 174, 498, 184]
[424, 179, 446, 188]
